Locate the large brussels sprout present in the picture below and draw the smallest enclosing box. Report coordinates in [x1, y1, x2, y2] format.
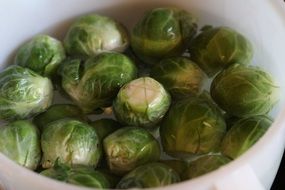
[221, 115, 272, 159]
[41, 164, 113, 188]
[103, 127, 161, 175]
[64, 14, 129, 58]
[33, 104, 87, 130]
[59, 52, 137, 113]
[41, 119, 101, 168]
[117, 162, 180, 189]
[183, 154, 231, 179]
[150, 57, 205, 99]
[189, 26, 253, 77]
[210, 64, 279, 117]
[0, 65, 53, 120]
[14, 35, 65, 77]
[90, 118, 121, 140]
[160, 94, 226, 157]
[113, 77, 171, 128]
[131, 7, 197, 65]
[0, 120, 41, 170]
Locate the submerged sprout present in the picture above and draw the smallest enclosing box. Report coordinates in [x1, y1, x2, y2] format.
[189, 26, 253, 77]
[15, 35, 65, 77]
[90, 118, 121, 140]
[183, 154, 231, 179]
[103, 127, 161, 175]
[210, 64, 279, 117]
[150, 57, 205, 99]
[41, 164, 113, 188]
[221, 115, 272, 159]
[160, 94, 226, 157]
[33, 104, 87, 130]
[0, 65, 53, 120]
[59, 52, 137, 113]
[131, 7, 197, 65]
[64, 14, 129, 58]
[113, 77, 171, 128]
[0, 120, 41, 170]
[117, 162, 180, 189]
[41, 119, 101, 168]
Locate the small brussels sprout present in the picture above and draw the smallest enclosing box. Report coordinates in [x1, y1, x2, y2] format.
[210, 64, 279, 117]
[103, 127, 161, 175]
[41, 164, 113, 188]
[189, 26, 253, 77]
[221, 115, 272, 159]
[159, 159, 188, 177]
[90, 118, 121, 140]
[113, 77, 171, 128]
[160, 94, 226, 157]
[117, 162, 180, 188]
[131, 7, 197, 65]
[59, 52, 137, 113]
[0, 65, 53, 120]
[182, 154, 231, 179]
[33, 104, 87, 130]
[150, 57, 205, 99]
[14, 35, 65, 77]
[64, 14, 129, 58]
[0, 120, 41, 170]
[41, 119, 101, 168]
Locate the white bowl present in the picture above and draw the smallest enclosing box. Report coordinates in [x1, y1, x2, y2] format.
[0, 0, 285, 190]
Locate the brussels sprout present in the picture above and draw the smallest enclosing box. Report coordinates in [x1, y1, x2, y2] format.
[113, 77, 171, 128]
[0, 65, 53, 120]
[160, 94, 226, 157]
[117, 162, 180, 188]
[33, 104, 87, 130]
[14, 35, 65, 77]
[0, 120, 41, 170]
[183, 154, 231, 179]
[221, 115, 272, 159]
[90, 118, 121, 140]
[64, 14, 129, 58]
[150, 57, 205, 99]
[210, 64, 279, 117]
[41, 119, 101, 168]
[131, 7, 197, 65]
[59, 52, 137, 113]
[189, 26, 253, 77]
[159, 159, 188, 177]
[41, 163, 113, 188]
[103, 127, 161, 175]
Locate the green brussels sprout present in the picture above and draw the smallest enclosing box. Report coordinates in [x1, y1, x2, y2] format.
[160, 94, 226, 157]
[182, 154, 231, 179]
[33, 104, 87, 130]
[64, 14, 129, 58]
[221, 115, 272, 159]
[90, 118, 121, 140]
[59, 52, 137, 113]
[103, 127, 161, 175]
[131, 7, 197, 65]
[113, 77, 171, 128]
[150, 57, 205, 99]
[210, 64, 279, 117]
[0, 120, 41, 170]
[159, 159, 188, 177]
[189, 26, 253, 77]
[41, 118, 101, 168]
[14, 35, 65, 77]
[0, 65, 53, 120]
[117, 162, 180, 188]
[41, 163, 113, 188]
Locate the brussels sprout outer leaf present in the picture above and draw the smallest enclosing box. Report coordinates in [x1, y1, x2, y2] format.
[0, 120, 41, 170]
